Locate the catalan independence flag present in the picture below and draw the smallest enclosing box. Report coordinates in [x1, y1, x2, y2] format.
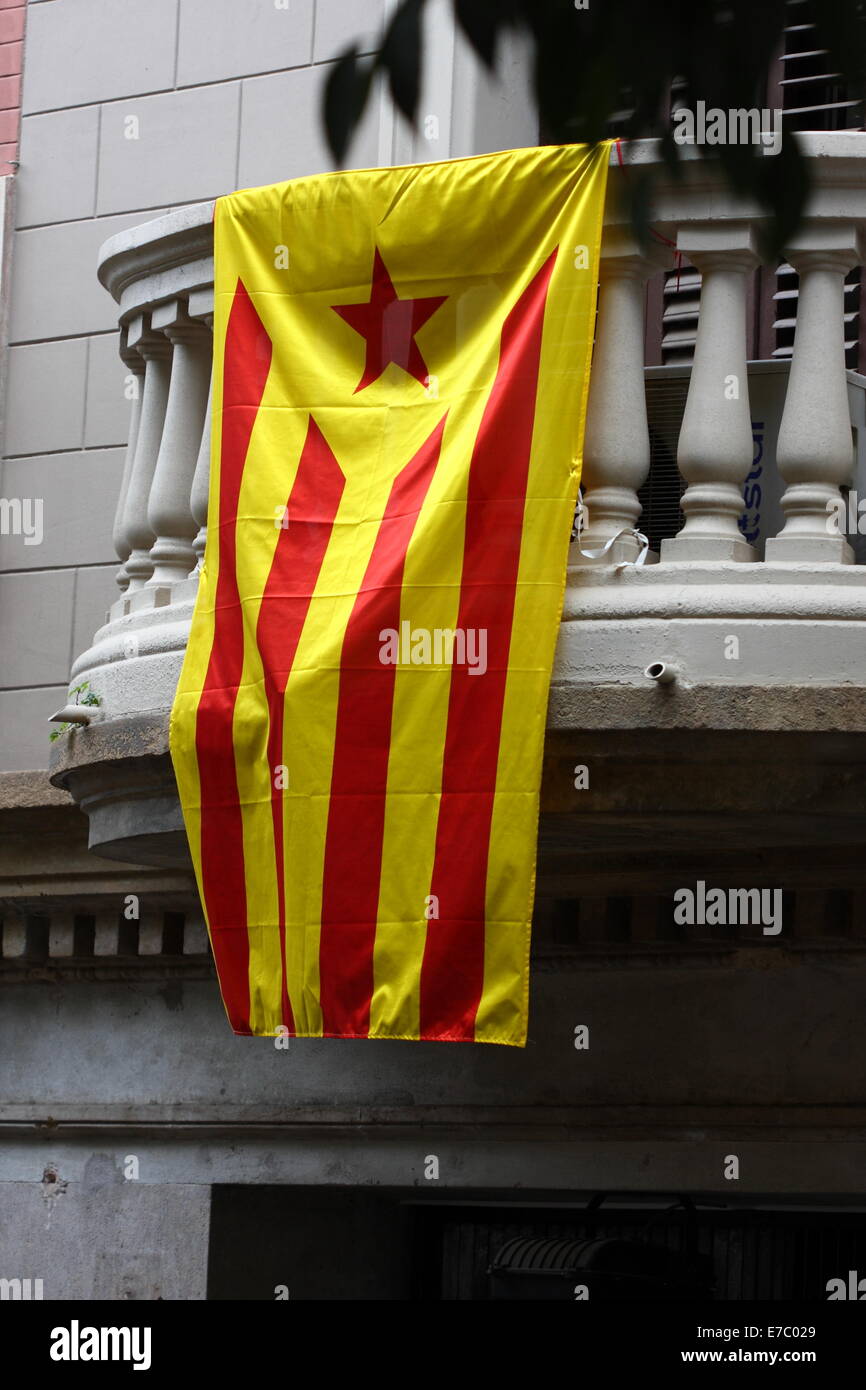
[170, 143, 608, 1044]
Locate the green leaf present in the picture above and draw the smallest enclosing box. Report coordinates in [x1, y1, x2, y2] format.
[454, 0, 505, 67]
[757, 135, 811, 262]
[318, 0, 855, 252]
[323, 47, 373, 164]
[380, 0, 424, 123]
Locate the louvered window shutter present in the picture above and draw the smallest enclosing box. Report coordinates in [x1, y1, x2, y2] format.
[645, 2, 865, 368]
[772, 2, 864, 369]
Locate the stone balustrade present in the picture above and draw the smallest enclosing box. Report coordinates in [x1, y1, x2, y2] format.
[48, 135, 866, 863]
[561, 133, 866, 693]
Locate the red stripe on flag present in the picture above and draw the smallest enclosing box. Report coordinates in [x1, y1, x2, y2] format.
[195, 280, 272, 1035]
[319, 415, 448, 1037]
[256, 418, 345, 1034]
[419, 252, 558, 1041]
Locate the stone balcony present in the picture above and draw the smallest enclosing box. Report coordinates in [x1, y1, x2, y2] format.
[49, 135, 866, 871]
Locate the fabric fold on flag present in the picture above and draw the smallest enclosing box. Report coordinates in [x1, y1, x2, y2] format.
[170, 141, 609, 1044]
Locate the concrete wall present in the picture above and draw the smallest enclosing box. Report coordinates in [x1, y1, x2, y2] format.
[5, 958, 866, 1121]
[0, 0, 536, 771]
[4, 948, 866, 1203]
[0, 1171, 209, 1299]
[4, 938, 866, 1300]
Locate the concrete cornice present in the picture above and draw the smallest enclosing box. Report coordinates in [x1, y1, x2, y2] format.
[0, 769, 71, 811]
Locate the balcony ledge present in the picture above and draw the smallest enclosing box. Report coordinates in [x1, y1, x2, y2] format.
[49, 679, 866, 868]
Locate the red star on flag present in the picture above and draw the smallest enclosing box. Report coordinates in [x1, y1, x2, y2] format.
[333, 248, 446, 394]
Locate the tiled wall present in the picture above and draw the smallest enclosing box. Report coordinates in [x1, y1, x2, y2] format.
[0, 0, 535, 771]
[0, 0, 387, 770]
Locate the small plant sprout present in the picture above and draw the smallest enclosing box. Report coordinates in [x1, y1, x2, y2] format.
[49, 681, 102, 742]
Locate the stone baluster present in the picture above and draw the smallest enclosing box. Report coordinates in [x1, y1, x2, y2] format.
[118, 314, 172, 593]
[144, 299, 211, 591]
[187, 291, 214, 575]
[112, 331, 145, 592]
[661, 225, 760, 562]
[765, 227, 862, 563]
[573, 232, 672, 565]
[189, 370, 212, 573]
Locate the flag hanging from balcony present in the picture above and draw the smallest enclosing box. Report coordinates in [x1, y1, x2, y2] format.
[170, 142, 608, 1044]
